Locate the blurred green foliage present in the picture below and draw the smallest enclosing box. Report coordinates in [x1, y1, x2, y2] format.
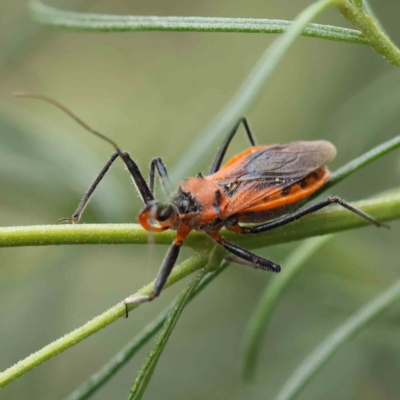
[1, 1, 400, 399]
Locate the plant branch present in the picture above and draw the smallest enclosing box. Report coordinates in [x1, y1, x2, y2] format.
[337, 1, 400, 68]
[1, 191, 399, 250]
[29, 0, 367, 45]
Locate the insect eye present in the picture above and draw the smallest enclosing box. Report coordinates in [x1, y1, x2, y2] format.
[157, 205, 175, 221]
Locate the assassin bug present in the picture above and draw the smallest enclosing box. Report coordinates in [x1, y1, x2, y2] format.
[15, 93, 387, 315]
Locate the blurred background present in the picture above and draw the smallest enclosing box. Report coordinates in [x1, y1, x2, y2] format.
[1, 0, 400, 399]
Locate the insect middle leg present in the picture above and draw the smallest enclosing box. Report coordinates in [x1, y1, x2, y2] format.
[123, 238, 183, 316]
[230, 196, 388, 235]
[210, 117, 256, 174]
[149, 157, 170, 196]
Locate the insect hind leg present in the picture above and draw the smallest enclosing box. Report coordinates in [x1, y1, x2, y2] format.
[207, 232, 280, 272]
[240, 196, 389, 235]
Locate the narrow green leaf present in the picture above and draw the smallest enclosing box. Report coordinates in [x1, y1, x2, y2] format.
[171, 0, 343, 183]
[63, 263, 228, 400]
[126, 269, 208, 400]
[242, 236, 333, 381]
[273, 277, 400, 400]
[325, 133, 400, 190]
[29, 0, 367, 44]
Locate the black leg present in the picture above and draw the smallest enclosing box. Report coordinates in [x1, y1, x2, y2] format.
[209, 234, 280, 272]
[241, 196, 388, 235]
[118, 151, 154, 204]
[210, 117, 256, 174]
[124, 241, 182, 316]
[59, 150, 155, 224]
[149, 157, 170, 196]
[59, 152, 118, 223]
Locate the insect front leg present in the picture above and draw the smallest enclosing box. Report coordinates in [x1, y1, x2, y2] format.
[123, 238, 183, 317]
[238, 196, 389, 235]
[210, 117, 256, 174]
[59, 150, 154, 223]
[207, 232, 280, 272]
[59, 151, 119, 223]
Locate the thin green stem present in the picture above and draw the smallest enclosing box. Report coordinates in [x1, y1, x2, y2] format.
[363, 0, 391, 41]
[63, 263, 229, 400]
[274, 277, 400, 400]
[337, 1, 400, 68]
[126, 247, 224, 400]
[29, 0, 367, 44]
[0, 252, 208, 387]
[311, 132, 400, 198]
[242, 236, 333, 381]
[1, 191, 399, 250]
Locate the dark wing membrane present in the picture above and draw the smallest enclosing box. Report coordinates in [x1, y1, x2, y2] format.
[236, 141, 335, 180]
[214, 141, 335, 184]
[212, 141, 336, 211]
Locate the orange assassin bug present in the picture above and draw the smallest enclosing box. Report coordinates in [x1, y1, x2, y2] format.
[15, 94, 387, 314]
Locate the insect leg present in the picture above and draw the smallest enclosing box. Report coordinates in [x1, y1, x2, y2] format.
[149, 157, 170, 196]
[59, 152, 119, 223]
[208, 233, 280, 272]
[210, 117, 256, 174]
[123, 240, 182, 316]
[59, 150, 154, 223]
[240, 196, 388, 235]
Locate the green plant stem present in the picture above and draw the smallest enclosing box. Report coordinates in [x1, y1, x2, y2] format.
[0, 252, 208, 388]
[337, 1, 400, 68]
[126, 246, 224, 400]
[1, 191, 399, 250]
[64, 263, 229, 400]
[242, 235, 333, 381]
[29, 0, 367, 44]
[274, 277, 400, 400]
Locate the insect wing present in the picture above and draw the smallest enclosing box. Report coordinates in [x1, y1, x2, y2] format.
[210, 141, 336, 213]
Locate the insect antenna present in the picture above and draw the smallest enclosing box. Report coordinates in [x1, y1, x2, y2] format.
[13, 92, 120, 151]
